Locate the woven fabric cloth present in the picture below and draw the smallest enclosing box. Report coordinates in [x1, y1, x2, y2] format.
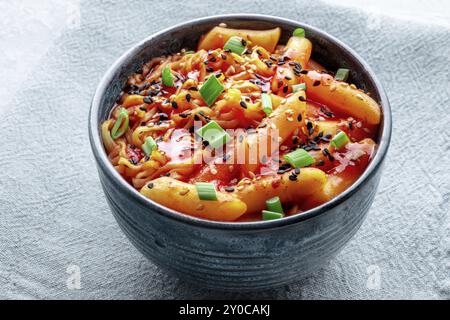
[0, 0, 449, 299]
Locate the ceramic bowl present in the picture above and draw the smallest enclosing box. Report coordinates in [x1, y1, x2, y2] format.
[89, 14, 391, 291]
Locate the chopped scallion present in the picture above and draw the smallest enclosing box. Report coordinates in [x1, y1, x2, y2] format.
[195, 182, 218, 201]
[266, 197, 284, 214]
[223, 36, 247, 55]
[111, 108, 129, 139]
[335, 68, 350, 82]
[141, 136, 157, 157]
[162, 66, 174, 87]
[292, 83, 306, 92]
[330, 131, 350, 150]
[261, 93, 273, 116]
[262, 210, 284, 220]
[284, 149, 315, 168]
[195, 120, 231, 149]
[199, 75, 224, 106]
[293, 28, 305, 37]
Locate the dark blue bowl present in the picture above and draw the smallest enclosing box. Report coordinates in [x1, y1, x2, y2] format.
[89, 14, 391, 291]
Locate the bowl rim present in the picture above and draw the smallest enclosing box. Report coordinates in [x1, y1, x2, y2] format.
[89, 13, 392, 231]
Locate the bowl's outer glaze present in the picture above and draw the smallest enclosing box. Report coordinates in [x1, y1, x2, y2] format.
[89, 15, 391, 291]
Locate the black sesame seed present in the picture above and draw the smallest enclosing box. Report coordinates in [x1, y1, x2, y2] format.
[300, 70, 308, 75]
[320, 107, 333, 118]
[316, 160, 325, 167]
[147, 182, 154, 189]
[202, 140, 209, 147]
[240, 101, 247, 109]
[239, 135, 244, 143]
[149, 89, 160, 96]
[194, 114, 200, 121]
[209, 57, 217, 62]
[264, 60, 273, 68]
[294, 167, 301, 175]
[224, 186, 235, 192]
[186, 94, 191, 102]
[171, 101, 177, 109]
[283, 86, 289, 93]
[289, 174, 298, 181]
[298, 96, 306, 102]
[306, 121, 314, 135]
[297, 114, 302, 122]
[241, 39, 247, 46]
[277, 163, 292, 174]
[348, 121, 353, 130]
[143, 96, 154, 104]
[206, 66, 214, 72]
[221, 54, 227, 60]
[188, 86, 198, 91]
[285, 76, 292, 80]
[158, 113, 169, 121]
[258, 123, 267, 129]
[198, 111, 211, 121]
[313, 80, 321, 86]
[139, 106, 147, 111]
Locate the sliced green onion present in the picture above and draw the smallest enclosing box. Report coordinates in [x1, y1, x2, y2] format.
[111, 108, 129, 139]
[199, 75, 224, 106]
[266, 197, 284, 214]
[293, 28, 305, 37]
[195, 120, 231, 149]
[330, 131, 350, 150]
[292, 83, 306, 93]
[261, 93, 273, 116]
[195, 182, 218, 201]
[335, 68, 350, 82]
[162, 66, 174, 87]
[223, 36, 247, 55]
[141, 136, 157, 157]
[262, 210, 284, 220]
[284, 149, 315, 168]
[183, 50, 195, 55]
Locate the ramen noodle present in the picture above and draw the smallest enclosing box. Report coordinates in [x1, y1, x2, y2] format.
[101, 26, 381, 222]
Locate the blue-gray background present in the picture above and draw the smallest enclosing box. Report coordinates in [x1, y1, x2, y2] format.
[0, 0, 449, 299]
